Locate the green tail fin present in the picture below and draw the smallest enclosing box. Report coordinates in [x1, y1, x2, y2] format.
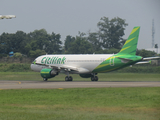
[118, 26, 140, 55]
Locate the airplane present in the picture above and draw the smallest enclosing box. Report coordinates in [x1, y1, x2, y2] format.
[0, 15, 16, 19]
[31, 26, 160, 81]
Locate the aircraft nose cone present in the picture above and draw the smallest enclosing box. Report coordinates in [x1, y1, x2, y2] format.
[30, 64, 34, 70]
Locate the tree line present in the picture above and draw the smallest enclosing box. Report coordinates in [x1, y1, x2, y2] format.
[0, 17, 157, 58]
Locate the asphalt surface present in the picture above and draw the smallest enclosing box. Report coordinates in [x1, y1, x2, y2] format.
[0, 81, 160, 89]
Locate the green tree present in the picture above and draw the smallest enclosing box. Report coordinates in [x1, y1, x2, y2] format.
[106, 48, 120, 54]
[12, 31, 28, 53]
[28, 29, 62, 54]
[137, 49, 156, 58]
[97, 17, 128, 49]
[67, 36, 93, 54]
[13, 52, 22, 58]
[45, 32, 62, 54]
[28, 29, 48, 51]
[24, 43, 32, 55]
[87, 32, 102, 52]
[64, 35, 75, 52]
[29, 49, 46, 58]
[0, 33, 13, 54]
[0, 31, 28, 55]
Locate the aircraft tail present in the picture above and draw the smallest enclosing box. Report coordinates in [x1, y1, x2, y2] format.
[118, 26, 140, 55]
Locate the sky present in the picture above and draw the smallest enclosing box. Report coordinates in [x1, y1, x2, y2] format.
[0, 0, 160, 49]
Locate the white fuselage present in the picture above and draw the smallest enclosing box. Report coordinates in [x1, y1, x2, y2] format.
[31, 54, 113, 74]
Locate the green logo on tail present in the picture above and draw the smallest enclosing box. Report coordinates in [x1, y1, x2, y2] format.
[92, 26, 141, 73]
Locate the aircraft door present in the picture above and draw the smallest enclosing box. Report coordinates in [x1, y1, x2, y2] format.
[110, 56, 115, 66]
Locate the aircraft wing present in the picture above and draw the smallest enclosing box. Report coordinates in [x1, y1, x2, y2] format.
[60, 65, 78, 71]
[36, 63, 90, 73]
[60, 65, 90, 73]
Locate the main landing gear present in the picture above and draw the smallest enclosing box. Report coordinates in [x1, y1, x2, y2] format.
[65, 76, 73, 81]
[64, 69, 73, 81]
[91, 75, 98, 81]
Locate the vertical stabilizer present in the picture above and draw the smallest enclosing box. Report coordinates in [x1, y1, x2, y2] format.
[118, 26, 140, 55]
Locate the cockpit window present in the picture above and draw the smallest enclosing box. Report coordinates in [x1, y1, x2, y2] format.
[32, 60, 36, 64]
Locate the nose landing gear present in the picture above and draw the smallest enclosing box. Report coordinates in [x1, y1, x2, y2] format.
[43, 78, 48, 81]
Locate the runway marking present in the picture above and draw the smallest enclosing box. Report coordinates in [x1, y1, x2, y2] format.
[58, 88, 63, 90]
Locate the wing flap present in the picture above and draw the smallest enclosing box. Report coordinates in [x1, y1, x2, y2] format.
[60, 65, 90, 73]
[36, 63, 90, 73]
[60, 65, 78, 71]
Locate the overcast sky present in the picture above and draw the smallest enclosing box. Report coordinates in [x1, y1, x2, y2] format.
[0, 0, 160, 49]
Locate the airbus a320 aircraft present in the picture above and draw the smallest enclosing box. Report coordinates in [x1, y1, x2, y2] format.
[31, 26, 159, 81]
[0, 15, 16, 19]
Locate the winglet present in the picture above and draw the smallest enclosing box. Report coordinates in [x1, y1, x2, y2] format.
[118, 26, 140, 55]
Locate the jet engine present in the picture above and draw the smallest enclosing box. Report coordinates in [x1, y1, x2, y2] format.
[40, 69, 58, 79]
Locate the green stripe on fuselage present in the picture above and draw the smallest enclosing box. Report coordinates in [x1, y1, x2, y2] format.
[92, 55, 123, 73]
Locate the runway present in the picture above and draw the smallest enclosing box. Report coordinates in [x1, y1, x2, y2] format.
[0, 80, 160, 89]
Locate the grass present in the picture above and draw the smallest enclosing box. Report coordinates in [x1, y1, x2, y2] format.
[0, 71, 159, 119]
[0, 63, 31, 72]
[0, 88, 160, 120]
[0, 72, 160, 81]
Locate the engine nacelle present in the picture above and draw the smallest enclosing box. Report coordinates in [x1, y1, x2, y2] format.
[41, 69, 58, 79]
[79, 74, 93, 78]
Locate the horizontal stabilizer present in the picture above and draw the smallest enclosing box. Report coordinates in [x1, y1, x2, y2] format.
[136, 61, 151, 64]
[143, 57, 160, 61]
[116, 57, 132, 63]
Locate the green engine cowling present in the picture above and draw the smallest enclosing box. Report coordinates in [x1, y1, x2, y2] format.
[79, 74, 93, 78]
[41, 68, 57, 79]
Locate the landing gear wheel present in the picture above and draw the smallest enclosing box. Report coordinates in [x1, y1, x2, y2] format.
[43, 78, 48, 81]
[91, 76, 98, 81]
[65, 76, 69, 81]
[95, 76, 98, 81]
[69, 76, 73, 81]
[91, 76, 95, 81]
[65, 76, 73, 81]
